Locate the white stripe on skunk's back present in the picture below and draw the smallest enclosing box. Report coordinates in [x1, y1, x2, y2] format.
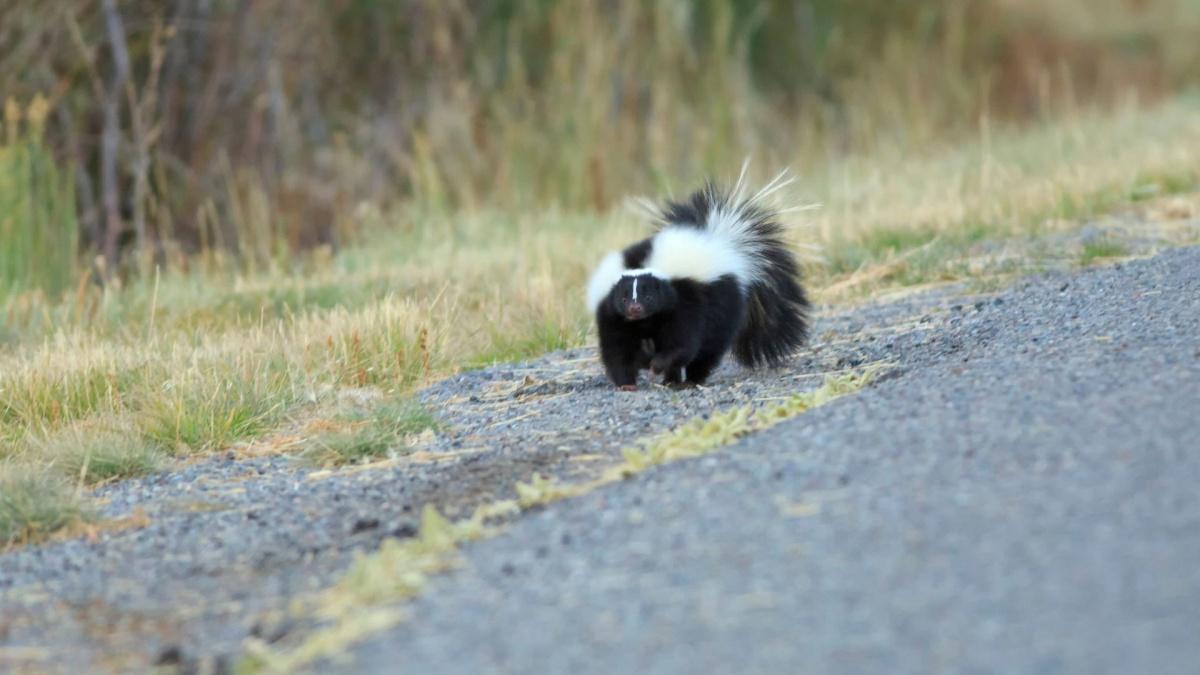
[645, 226, 750, 288]
[586, 224, 754, 313]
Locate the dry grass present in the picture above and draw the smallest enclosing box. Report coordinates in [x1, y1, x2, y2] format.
[805, 96, 1200, 298]
[0, 96, 1198, 546]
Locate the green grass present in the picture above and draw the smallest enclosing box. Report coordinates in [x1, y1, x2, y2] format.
[0, 355, 128, 444]
[137, 363, 292, 455]
[32, 421, 164, 485]
[1079, 238, 1131, 265]
[0, 96, 78, 298]
[1129, 172, 1199, 202]
[300, 400, 440, 466]
[0, 466, 88, 548]
[469, 317, 584, 370]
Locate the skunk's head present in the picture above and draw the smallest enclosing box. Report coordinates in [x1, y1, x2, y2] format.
[608, 272, 676, 321]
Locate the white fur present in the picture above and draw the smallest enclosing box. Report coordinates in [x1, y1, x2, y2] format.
[586, 258, 673, 313]
[588, 224, 753, 312]
[621, 268, 668, 279]
[585, 221, 755, 313]
[586, 251, 625, 313]
[586, 170, 794, 312]
[644, 226, 750, 286]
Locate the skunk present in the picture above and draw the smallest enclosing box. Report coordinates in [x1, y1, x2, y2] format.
[586, 173, 809, 390]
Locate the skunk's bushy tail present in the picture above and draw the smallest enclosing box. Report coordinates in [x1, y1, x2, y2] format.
[657, 174, 810, 368]
[734, 235, 809, 368]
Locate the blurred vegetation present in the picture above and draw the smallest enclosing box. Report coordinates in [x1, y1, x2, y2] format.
[1, 0, 1199, 292]
[1, 96, 78, 296]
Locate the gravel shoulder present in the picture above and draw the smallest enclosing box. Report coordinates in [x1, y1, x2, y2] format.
[2, 241, 1198, 673]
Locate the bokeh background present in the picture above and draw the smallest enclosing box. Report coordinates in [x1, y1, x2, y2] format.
[4, 0, 1200, 295]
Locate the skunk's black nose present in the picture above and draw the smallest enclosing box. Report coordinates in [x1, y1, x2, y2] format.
[626, 302, 645, 319]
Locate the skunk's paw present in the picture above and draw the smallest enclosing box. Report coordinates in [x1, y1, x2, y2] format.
[617, 384, 638, 392]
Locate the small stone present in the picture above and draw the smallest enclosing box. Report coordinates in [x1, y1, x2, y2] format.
[156, 645, 183, 666]
[391, 522, 418, 538]
[351, 517, 381, 534]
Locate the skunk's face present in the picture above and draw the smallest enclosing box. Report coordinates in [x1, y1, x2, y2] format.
[609, 273, 675, 321]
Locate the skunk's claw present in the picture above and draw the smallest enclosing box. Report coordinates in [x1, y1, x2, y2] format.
[617, 384, 638, 392]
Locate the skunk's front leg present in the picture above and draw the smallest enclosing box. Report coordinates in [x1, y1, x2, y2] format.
[598, 315, 644, 390]
[608, 356, 640, 390]
[604, 345, 642, 390]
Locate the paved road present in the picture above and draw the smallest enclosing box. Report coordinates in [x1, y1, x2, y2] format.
[349, 247, 1200, 674]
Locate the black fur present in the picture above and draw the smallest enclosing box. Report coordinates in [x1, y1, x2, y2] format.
[597, 272, 743, 387]
[658, 182, 809, 368]
[622, 239, 653, 268]
[594, 181, 809, 389]
[735, 238, 808, 368]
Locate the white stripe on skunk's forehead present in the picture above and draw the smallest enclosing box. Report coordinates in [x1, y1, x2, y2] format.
[586, 251, 625, 313]
[587, 257, 673, 313]
[646, 226, 750, 286]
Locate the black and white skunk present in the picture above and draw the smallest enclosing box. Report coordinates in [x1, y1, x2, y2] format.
[586, 173, 810, 390]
